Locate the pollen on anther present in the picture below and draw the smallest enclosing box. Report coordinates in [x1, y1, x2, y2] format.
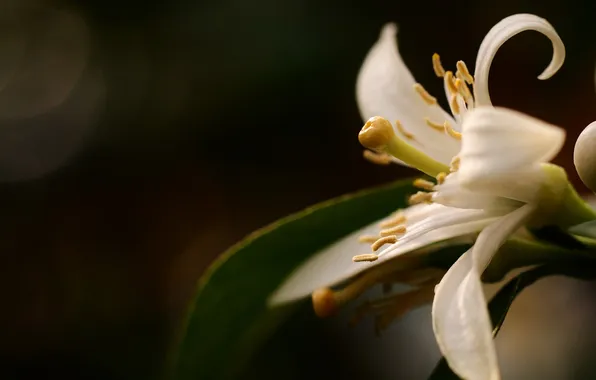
[449, 95, 460, 115]
[353, 253, 379, 262]
[456, 60, 474, 84]
[371, 236, 398, 251]
[379, 213, 406, 228]
[413, 178, 435, 191]
[436, 172, 447, 184]
[444, 71, 458, 95]
[409, 191, 433, 205]
[359, 235, 379, 243]
[432, 53, 445, 77]
[444, 122, 462, 140]
[380, 224, 407, 237]
[363, 150, 392, 165]
[413, 83, 437, 105]
[424, 117, 445, 131]
[395, 120, 415, 140]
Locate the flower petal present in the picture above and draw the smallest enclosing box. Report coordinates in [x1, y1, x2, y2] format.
[574, 121, 596, 192]
[458, 107, 565, 202]
[474, 14, 565, 106]
[356, 23, 460, 165]
[432, 204, 536, 380]
[268, 204, 490, 305]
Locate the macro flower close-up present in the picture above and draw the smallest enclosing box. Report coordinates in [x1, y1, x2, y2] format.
[6, 2, 596, 380]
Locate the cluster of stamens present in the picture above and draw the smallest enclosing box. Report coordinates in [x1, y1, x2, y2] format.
[311, 53, 474, 333]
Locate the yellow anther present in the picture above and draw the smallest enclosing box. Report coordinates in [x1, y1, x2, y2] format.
[371, 236, 398, 251]
[424, 117, 445, 131]
[359, 116, 395, 151]
[379, 213, 406, 228]
[444, 121, 462, 140]
[455, 78, 473, 103]
[409, 191, 433, 205]
[436, 172, 447, 184]
[432, 53, 445, 77]
[450, 95, 460, 115]
[359, 235, 379, 243]
[413, 178, 435, 191]
[312, 288, 339, 318]
[395, 120, 415, 140]
[363, 150, 392, 165]
[353, 253, 379, 262]
[444, 71, 458, 95]
[380, 224, 407, 237]
[413, 83, 437, 105]
[450, 156, 460, 172]
[456, 60, 474, 84]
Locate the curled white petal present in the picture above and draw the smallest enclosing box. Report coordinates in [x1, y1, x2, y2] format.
[432, 204, 536, 380]
[458, 106, 565, 201]
[474, 14, 565, 106]
[356, 23, 460, 165]
[574, 121, 596, 192]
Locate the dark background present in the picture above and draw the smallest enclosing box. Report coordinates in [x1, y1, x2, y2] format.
[1, 0, 596, 379]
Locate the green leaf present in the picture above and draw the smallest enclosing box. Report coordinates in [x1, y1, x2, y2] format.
[170, 179, 418, 380]
[428, 261, 596, 380]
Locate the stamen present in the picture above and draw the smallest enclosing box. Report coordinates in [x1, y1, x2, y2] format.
[413, 178, 435, 191]
[371, 236, 398, 251]
[408, 191, 433, 205]
[424, 117, 445, 131]
[380, 224, 407, 237]
[353, 253, 379, 262]
[444, 71, 458, 95]
[312, 256, 422, 318]
[456, 60, 474, 84]
[436, 172, 447, 184]
[359, 235, 379, 243]
[379, 213, 406, 228]
[395, 120, 415, 140]
[363, 150, 392, 165]
[455, 78, 474, 104]
[449, 95, 460, 115]
[413, 83, 437, 105]
[432, 53, 445, 77]
[444, 121, 462, 140]
[450, 155, 460, 172]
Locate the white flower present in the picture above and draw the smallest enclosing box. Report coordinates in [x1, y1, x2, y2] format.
[269, 14, 596, 380]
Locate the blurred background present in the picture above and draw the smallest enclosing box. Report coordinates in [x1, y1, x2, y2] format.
[2, 0, 596, 379]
